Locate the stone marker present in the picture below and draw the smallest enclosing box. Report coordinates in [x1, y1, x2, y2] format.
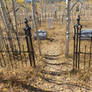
[48, 18, 54, 29]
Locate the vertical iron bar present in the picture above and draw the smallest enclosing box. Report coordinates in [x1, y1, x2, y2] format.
[24, 18, 36, 67]
[73, 26, 76, 70]
[89, 37, 92, 68]
[84, 45, 86, 70]
[78, 26, 82, 70]
[24, 20, 32, 66]
[25, 35, 32, 66]
[29, 29, 36, 67]
[76, 25, 78, 69]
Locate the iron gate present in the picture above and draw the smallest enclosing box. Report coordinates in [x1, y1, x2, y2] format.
[73, 15, 92, 71]
[0, 18, 35, 69]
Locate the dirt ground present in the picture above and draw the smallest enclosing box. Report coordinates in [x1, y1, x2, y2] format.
[1, 0, 92, 91]
[0, 20, 92, 92]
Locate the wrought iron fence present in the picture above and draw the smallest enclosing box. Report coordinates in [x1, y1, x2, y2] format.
[0, 18, 35, 69]
[73, 15, 92, 71]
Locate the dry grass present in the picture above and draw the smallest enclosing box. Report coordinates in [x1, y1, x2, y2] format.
[0, 18, 92, 92]
[0, 61, 45, 92]
[1, 1, 92, 91]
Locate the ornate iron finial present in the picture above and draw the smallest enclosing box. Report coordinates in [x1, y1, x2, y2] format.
[24, 18, 31, 32]
[24, 18, 28, 24]
[77, 15, 80, 25]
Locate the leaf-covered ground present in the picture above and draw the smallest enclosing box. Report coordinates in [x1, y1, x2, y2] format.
[0, 21, 92, 92]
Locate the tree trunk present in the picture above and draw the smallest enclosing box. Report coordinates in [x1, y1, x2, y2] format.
[65, 0, 70, 57]
[0, 0, 14, 52]
[12, 0, 21, 54]
[39, 0, 43, 21]
[31, 0, 41, 55]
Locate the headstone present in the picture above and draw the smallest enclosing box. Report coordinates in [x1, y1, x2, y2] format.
[54, 10, 57, 19]
[48, 18, 54, 28]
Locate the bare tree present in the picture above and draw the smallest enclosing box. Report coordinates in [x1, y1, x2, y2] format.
[39, 0, 43, 20]
[0, 0, 14, 52]
[31, 0, 36, 28]
[65, 0, 71, 57]
[12, 0, 21, 53]
[65, 0, 83, 56]
[24, 1, 29, 18]
[31, 0, 41, 55]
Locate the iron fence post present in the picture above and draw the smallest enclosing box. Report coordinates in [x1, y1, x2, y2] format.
[24, 18, 35, 67]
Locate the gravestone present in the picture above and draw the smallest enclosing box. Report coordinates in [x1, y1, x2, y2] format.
[54, 10, 57, 19]
[48, 18, 54, 29]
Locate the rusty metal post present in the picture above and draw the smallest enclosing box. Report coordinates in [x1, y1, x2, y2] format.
[89, 37, 92, 68]
[73, 15, 82, 71]
[24, 18, 35, 67]
[84, 45, 86, 70]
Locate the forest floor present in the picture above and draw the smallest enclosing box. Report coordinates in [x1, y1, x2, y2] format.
[0, 21, 92, 92]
